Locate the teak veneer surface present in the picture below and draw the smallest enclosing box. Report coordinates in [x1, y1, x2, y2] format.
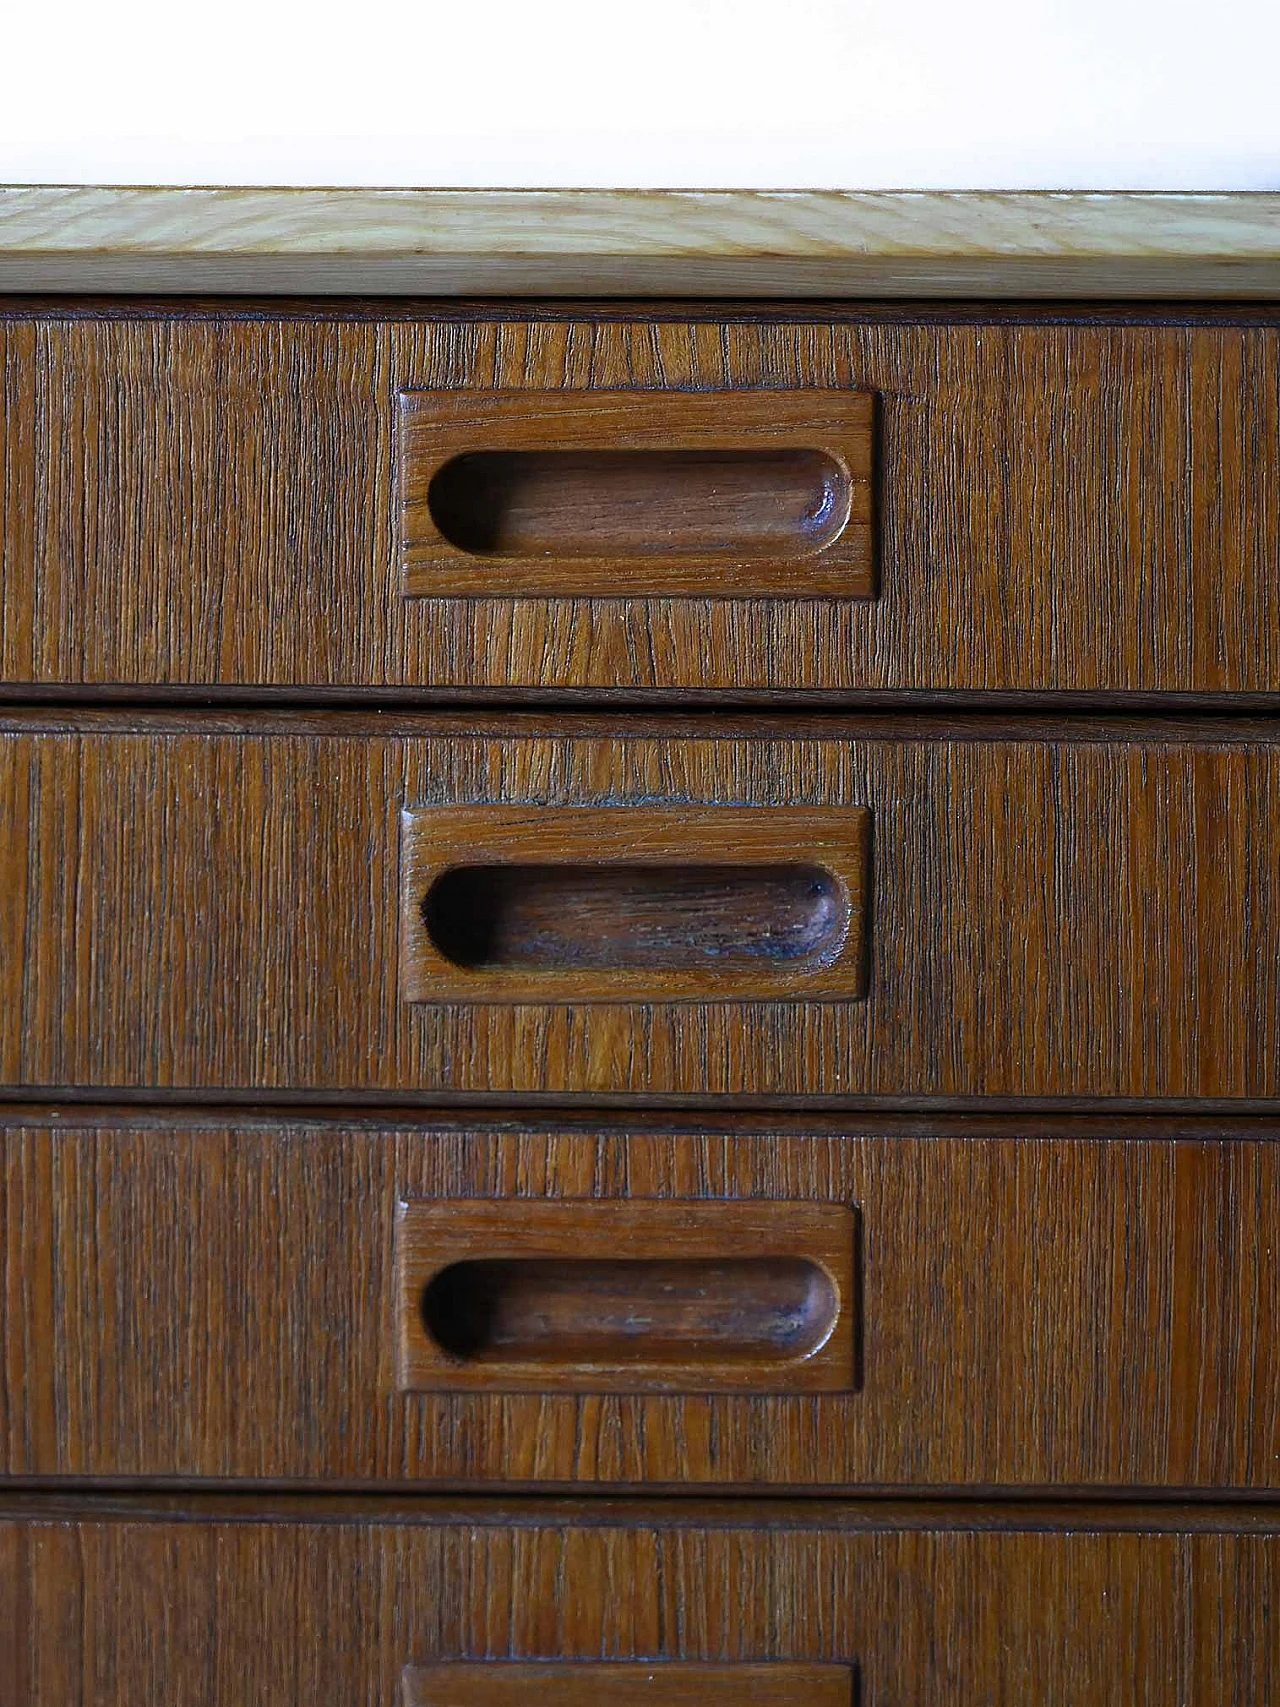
[1, 713, 1279, 1101]
[4, 265, 1279, 1701]
[2, 1109, 1279, 1489]
[4, 1497, 1280, 1704]
[3, 311, 1280, 694]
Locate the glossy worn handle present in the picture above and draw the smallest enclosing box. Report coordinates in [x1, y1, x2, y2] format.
[398, 387, 875, 597]
[399, 803, 871, 1005]
[402, 1664, 855, 1707]
[394, 1199, 857, 1394]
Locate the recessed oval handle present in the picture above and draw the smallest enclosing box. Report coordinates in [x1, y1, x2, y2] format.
[399, 387, 875, 597]
[422, 861, 845, 972]
[395, 1199, 857, 1394]
[425, 447, 851, 560]
[421, 1255, 838, 1366]
[400, 804, 871, 1005]
[402, 1663, 855, 1707]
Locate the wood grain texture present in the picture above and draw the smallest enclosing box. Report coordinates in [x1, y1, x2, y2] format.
[402, 805, 868, 1004]
[395, 1198, 855, 1394]
[399, 389, 874, 596]
[2, 187, 1280, 296]
[2, 1108, 1280, 1489]
[3, 1498, 1280, 1704]
[4, 312, 1280, 694]
[1, 713, 1279, 1101]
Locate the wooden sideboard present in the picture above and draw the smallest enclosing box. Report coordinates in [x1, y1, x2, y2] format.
[2, 190, 1279, 1704]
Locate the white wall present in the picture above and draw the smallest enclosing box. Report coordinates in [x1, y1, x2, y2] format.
[2, 0, 1276, 189]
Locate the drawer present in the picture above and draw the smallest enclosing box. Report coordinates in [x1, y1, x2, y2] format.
[4, 1495, 1279, 1704]
[3, 1109, 1279, 1489]
[2, 712, 1279, 1101]
[2, 308, 1279, 697]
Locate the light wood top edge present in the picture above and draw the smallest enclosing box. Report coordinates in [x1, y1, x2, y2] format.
[3, 187, 1279, 257]
[1, 188, 1278, 295]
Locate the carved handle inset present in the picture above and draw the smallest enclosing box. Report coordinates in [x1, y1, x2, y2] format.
[399, 388, 875, 597]
[395, 1199, 858, 1395]
[402, 1665, 855, 1707]
[400, 804, 871, 1005]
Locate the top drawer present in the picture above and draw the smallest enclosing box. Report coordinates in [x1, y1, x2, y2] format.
[1, 307, 1277, 697]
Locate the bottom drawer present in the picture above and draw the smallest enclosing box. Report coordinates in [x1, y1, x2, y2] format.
[3, 1497, 1279, 1704]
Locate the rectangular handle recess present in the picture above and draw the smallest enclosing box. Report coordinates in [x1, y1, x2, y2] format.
[394, 1199, 857, 1395]
[403, 1665, 854, 1707]
[400, 804, 870, 1004]
[399, 388, 875, 597]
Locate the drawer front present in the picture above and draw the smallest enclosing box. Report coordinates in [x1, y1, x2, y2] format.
[3, 1111, 1278, 1489]
[3, 1499, 1279, 1704]
[1, 713, 1278, 1101]
[2, 311, 1279, 695]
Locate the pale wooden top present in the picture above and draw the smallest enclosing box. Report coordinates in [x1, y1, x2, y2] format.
[0, 187, 1278, 298]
